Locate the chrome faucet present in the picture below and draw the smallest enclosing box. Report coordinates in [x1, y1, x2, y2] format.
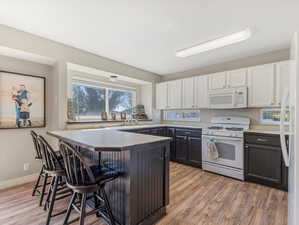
[123, 118, 139, 126]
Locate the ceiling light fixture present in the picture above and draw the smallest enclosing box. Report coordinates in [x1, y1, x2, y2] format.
[176, 28, 252, 58]
[109, 75, 118, 82]
[109, 75, 117, 82]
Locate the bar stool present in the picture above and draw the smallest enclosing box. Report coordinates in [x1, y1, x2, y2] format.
[30, 130, 51, 206]
[59, 141, 119, 225]
[38, 135, 72, 225]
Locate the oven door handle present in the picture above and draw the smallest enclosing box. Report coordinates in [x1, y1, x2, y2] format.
[203, 135, 242, 142]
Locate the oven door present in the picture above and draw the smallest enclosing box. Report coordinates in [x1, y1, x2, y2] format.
[202, 135, 244, 169]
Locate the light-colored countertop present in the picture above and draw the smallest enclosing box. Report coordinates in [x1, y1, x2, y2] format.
[48, 129, 171, 151]
[64, 121, 284, 135]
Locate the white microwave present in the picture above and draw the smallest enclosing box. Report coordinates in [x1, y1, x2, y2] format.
[208, 87, 247, 109]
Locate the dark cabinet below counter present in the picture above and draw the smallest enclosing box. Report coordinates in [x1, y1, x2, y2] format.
[244, 132, 288, 191]
[174, 128, 202, 168]
[124, 126, 202, 168]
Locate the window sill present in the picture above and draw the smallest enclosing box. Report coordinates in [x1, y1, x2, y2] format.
[66, 119, 152, 124]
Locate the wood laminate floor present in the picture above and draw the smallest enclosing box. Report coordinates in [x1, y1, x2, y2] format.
[0, 163, 288, 225]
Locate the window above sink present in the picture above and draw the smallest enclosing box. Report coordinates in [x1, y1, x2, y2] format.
[164, 110, 200, 122]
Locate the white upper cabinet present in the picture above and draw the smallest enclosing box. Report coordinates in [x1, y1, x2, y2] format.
[208, 72, 227, 89]
[167, 80, 182, 109]
[182, 77, 195, 108]
[156, 82, 168, 110]
[226, 68, 247, 88]
[248, 63, 275, 107]
[275, 61, 290, 106]
[194, 75, 209, 108]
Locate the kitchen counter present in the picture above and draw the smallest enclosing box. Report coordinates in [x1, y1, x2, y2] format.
[48, 128, 171, 225]
[48, 129, 170, 151]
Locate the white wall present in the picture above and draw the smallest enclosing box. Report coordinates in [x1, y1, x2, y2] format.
[0, 55, 54, 183]
[0, 24, 161, 130]
[0, 25, 161, 186]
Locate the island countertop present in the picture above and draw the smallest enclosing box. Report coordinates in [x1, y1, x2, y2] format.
[48, 129, 171, 151]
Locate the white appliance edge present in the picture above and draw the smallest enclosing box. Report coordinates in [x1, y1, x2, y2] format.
[287, 31, 299, 225]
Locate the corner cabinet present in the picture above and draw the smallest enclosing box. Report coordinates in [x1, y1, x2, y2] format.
[156, 82, 168, 110]
[248, 64, 276, 107]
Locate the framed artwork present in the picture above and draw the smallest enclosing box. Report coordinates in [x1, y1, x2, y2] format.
[0, 71, 46, 129]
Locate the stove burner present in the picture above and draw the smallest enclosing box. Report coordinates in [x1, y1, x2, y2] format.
[225, 127, 244, 131]
[208, 126, 223, 130]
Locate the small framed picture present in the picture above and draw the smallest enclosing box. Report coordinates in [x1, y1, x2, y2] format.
[0, 71, 46, 129]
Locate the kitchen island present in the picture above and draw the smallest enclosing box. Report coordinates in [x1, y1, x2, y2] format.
[48, 129, 171, 225]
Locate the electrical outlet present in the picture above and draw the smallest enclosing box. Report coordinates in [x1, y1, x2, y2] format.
[24, 163, 30, 171]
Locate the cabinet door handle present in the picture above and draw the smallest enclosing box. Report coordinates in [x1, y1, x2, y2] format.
[257, 138, 268, 142]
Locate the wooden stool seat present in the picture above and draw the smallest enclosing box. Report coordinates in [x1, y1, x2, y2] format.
[59, 142, 120, 225]
[38, 135, 72, 225]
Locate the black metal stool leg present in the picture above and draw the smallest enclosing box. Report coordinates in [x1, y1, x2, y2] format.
[32, 166, 44, 196]
[63, 192, 77, 225]
[79, 193, 87, 225]
[46, 176, 59, 225]
[39, 173, 48, 206]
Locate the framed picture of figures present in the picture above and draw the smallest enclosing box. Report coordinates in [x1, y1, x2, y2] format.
[0, 71, 45, 129]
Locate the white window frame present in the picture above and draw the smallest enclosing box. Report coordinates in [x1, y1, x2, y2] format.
[71, 80, 137, 120]
[260, 108, 289, 125]
[164, 110, 201, 122]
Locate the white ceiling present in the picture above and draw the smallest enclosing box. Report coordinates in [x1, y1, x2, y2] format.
[0, 0, 299, 75]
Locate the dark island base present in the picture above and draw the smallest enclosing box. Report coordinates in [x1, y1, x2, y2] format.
[79, 141, 170, 225]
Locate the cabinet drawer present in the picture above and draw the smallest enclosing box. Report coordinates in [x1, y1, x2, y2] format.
[175, 128, 202, 138]
[244, 133, 281, 147]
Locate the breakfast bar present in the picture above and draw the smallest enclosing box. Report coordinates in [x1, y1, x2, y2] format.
[48, 129, 171, 225]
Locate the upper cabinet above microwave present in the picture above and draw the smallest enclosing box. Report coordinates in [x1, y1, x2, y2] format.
[208, 72, 227, 89]
[209, 69, 247, 90]
[226, 68, 247, 88]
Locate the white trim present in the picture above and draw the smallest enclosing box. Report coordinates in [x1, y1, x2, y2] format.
[0, 173, 39, 190]
[67, 62, 151, 85]
[0, 46, 56, 65]
[72, 76, 137, 91]
[260, 108, 290, 125]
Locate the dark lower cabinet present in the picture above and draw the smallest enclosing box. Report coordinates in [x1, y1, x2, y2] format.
[188, 137, 202, 167]
[125, 126, 202, 168]
[166, 128, 176, 161]
[173, 128, 202, 168]
[244, 132, 288, 191]
[175, 135, 188, 161]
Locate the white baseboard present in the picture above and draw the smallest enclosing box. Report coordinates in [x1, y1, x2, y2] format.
[0, 173, 39, 190]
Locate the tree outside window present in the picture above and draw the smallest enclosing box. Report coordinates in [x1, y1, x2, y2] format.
[71, 83, 135, 119]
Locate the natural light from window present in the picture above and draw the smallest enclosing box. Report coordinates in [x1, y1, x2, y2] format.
[71, 83, 136, 120]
